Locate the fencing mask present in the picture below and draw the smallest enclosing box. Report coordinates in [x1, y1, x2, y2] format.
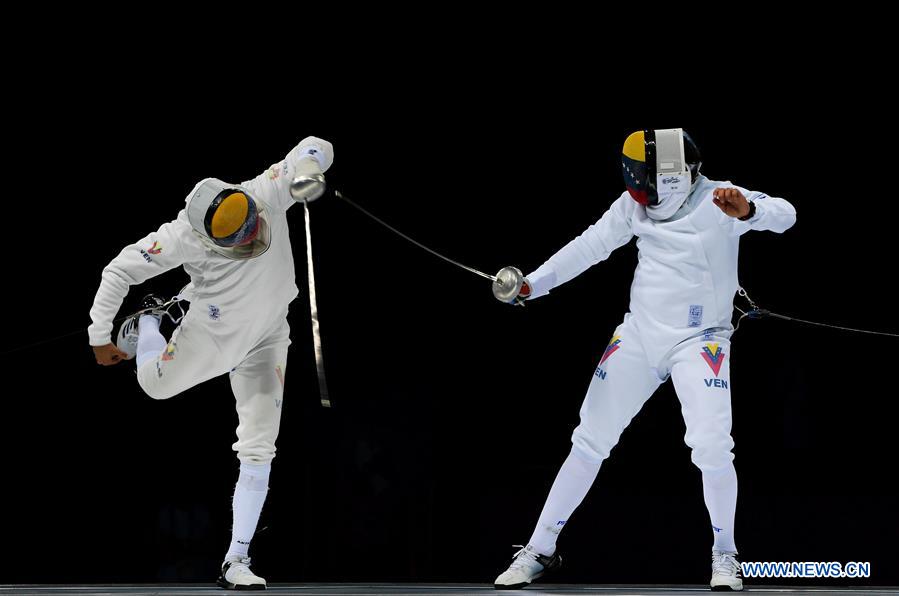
[186, 178, 272, 259]
[622, 128, 702, 220]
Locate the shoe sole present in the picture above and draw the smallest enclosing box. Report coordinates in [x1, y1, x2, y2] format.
[494, 582, 529, 590]
[216, 578, 266, 590]
[711, 585, 743, 592]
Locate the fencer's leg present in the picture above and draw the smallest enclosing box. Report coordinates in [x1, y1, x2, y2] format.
[525, 449, 601, 556]
[703, 466, 738, 552]
[135, 321, 225, 401]
[136, 315, 167, 368]
[225, 462, 271, 561]
[496, 327, 663, 589]
[670, 334, 738, 554]
[527, 325, 663, 557]
[224, 318, 290, 568]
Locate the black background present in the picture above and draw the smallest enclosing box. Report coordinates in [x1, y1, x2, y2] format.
[3, 43, 897, 588]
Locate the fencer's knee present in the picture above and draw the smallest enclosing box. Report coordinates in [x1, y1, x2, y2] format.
[236, 447, 277, 466]
[238, 454, 276, 466]
[690, 444, 735, 473]
[571, 431, 611, 465]
[141, 384, 178, 400]
[136, 365, 178, 401]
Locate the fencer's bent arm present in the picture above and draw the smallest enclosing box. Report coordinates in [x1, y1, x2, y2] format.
[87, 218, 189, 346]
[525, 194, 636, 299]
[730, 188, 797, 235]
[241, 136, 334, 212]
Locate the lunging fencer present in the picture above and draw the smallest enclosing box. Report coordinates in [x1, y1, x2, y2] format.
[88, 136, 334, 590]
[493, 129, 796, 591]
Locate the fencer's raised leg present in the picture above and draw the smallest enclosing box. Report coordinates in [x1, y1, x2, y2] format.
[669, 334, 742, 591]
[135, 318, 226, 401]
[136, 315, 167, 368]
[496, 323, 662, 589]
[116, 294, 167, 364]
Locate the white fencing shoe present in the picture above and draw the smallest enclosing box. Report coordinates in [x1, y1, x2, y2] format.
[711, 550, 743, 591]
[217, 556, 266, 590]
[494, 544, 561, 590]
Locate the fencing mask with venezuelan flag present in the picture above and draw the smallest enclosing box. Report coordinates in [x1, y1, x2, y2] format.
[622, 128, 702, 220]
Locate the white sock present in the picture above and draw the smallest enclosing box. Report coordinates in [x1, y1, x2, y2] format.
[225, 463, 271, 561]
[527, 449, 602, 556]
[702, 464, 738, 553]
[136, 315, 167, 368]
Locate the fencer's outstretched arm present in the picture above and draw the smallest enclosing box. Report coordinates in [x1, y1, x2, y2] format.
[715, 187, 796, 234]
[88, 219, 190, 346]
[526, 194, 636, 299]
[241, 136, 334, 212]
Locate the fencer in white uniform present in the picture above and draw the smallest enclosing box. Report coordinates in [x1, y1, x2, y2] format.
[494, 129, 796, 591]
[88, 136, 334, 590]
